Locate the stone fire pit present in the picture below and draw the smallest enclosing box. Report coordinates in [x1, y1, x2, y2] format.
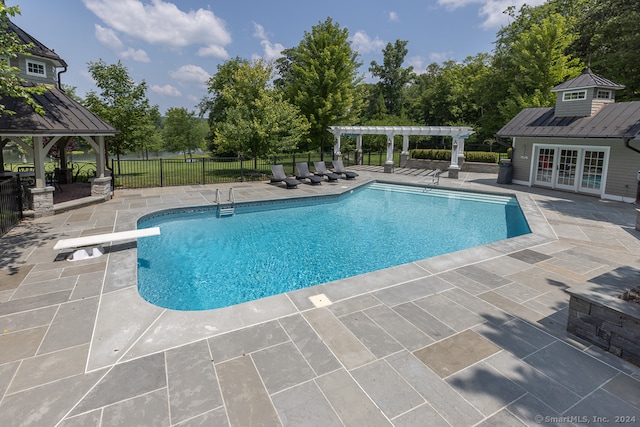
[567, 266, 640, 366]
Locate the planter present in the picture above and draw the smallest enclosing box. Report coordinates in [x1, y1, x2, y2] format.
[566, 266, 640, 366]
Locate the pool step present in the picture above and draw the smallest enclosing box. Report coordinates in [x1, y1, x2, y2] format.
[218, 206, 235, 216]
[368, 182, 515, 205]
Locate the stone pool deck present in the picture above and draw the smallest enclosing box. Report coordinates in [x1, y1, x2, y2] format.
[1, 167, 640, 426]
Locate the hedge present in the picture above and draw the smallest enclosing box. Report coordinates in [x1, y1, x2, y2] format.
[411, 149, 499, 163]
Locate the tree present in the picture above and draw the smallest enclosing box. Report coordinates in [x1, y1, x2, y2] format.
[369, 40, 415, 117]
[275, 17, 363, 155]
[571, 0, 640, 99]
[164, 107, 207, 159]
[211, 59, 309, 167]
[84, 60, 153, 169]
[200, 57, 249, 152]
[499, 13, 583, 120]
[0, 3, 47, 117]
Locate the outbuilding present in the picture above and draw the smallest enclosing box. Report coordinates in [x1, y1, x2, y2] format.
[497, 69, 640, 203]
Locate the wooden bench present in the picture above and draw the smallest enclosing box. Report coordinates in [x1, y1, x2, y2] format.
[54, 227, 160, 261]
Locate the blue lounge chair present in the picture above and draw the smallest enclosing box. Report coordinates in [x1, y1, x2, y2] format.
[313, 161, 341, 182]
[270, 165, 301, 189]
[295, 162, 324, 185]
[332, 159, 358, 179]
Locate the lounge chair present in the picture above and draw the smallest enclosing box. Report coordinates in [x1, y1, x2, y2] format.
[332, 159, 358, 179]
[295, 162, 324, 185]
[270, 164, 301, 189]
[313, 161, 341, 182]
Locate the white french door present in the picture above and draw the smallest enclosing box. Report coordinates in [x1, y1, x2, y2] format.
[533, 145, 607, 195]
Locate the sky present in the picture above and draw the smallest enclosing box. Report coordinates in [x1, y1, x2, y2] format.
[12, 0, 546, 115]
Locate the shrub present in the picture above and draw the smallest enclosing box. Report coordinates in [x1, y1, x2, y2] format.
[411, 149, 499, 163]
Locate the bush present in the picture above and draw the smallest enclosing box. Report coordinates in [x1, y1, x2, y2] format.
[411, 149, 499, 163]
[411, 149, 450, 161]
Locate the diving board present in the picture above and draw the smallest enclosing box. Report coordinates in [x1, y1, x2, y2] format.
[54, 227, 160, 261]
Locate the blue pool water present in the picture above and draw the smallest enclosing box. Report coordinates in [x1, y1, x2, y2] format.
[137, 183, 530, 310]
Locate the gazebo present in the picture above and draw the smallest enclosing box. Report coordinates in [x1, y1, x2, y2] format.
[328, 126, 474, 176]
[0, 87, 117, 217]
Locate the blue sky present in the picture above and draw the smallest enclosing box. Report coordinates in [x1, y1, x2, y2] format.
[12, 0, 545, 115]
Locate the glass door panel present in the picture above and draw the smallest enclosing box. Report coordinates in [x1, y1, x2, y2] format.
[579, 150, 605, 193]
[556, 149, 579, 190]
[534, 148, 555, 186]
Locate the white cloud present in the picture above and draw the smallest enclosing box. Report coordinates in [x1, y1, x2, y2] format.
[407, 56, 427, 73]
[83, 0, 231, 57]
[350, 31, 386, 54]
[437, 0, 548, 29]
[389, 11, 399, 22]
[150, 84, 181, 97]
[121, 47, 150, 62]
[429, 51, 454, 63]
[197, 45, 229, 59]
[169, 65, 211, 85]
[94, 24, 123, 50]
[252, 22, 284, 62]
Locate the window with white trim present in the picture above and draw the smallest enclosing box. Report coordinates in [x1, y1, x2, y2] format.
[26, 59, 46, 77]
[562, 90, 586, 101]
[596, 90, 611, 99]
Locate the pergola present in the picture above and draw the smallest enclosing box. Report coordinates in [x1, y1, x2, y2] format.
[0, 87, 118, 217]
[328, 125, 474, 175]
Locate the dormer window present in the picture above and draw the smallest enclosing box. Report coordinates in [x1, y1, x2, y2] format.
[26, 59, 46, 77]
[596, 90, 611, 100]
[563, 90, 587, 101]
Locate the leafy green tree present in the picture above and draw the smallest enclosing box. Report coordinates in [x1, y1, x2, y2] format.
[499, 13, 583, 120]
[0, 3, 47, 117]
[369, 40, 415, 117]
[84, 60, 153, 169]
[275, 17, 362, 155]
[212, 59, 309, 168]
[200, 57, 249, 152]
[571, 0, 640, 99]
[164, 107, 208, 159]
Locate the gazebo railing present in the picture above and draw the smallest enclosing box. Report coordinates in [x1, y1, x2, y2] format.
[0, 176, 23, 237]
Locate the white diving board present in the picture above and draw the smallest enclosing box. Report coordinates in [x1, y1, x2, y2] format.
[54, 227, 160, 261]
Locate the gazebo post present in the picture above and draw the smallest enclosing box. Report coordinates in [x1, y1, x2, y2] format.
[333, 132, 342, 160]
[28, 136, 54, 217]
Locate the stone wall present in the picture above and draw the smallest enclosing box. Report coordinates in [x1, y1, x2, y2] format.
[567, 279, 640, 366]
[403, 159, 499, 173]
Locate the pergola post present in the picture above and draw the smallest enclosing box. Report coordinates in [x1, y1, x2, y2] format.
[355, 134, 363, 165]
[333, 133, 342, 160]
[400, 134, 410, 167]
[448, 138, 461, 179]
[385, 134, 395, 173]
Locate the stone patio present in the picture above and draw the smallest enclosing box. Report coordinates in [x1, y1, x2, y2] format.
[1, 167, 640, 426]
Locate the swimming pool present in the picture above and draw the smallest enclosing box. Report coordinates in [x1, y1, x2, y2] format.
[137, 182, 530, 310]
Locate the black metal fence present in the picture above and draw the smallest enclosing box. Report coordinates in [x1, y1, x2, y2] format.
[110, 151, 397, 189]
[0, 176, 23, 237]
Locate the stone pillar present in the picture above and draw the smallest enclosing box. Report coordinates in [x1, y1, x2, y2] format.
[29, 187, 55, 218]
[91, 176, 112, 200]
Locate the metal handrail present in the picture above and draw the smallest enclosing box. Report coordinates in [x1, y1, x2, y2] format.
[215, 188, 221, 205]
[228, 187, 235, 203]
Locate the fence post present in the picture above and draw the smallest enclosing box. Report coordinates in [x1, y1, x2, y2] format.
[159, 158, 163, 187]
[202, 158, 205, 185]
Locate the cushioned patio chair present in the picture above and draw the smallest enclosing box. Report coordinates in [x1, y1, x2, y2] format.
[295, 162, 324, 185]
[270, 164, 301, 189]
[313, 161, 341, 182]
[332, 159, 358, 179]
